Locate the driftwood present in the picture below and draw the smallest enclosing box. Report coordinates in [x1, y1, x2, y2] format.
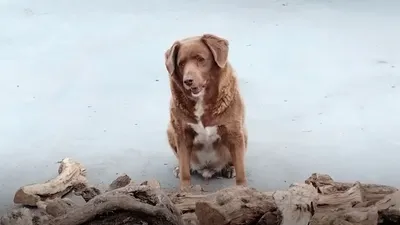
[1, 158, 400, 225]
[305, 173, 398, 204]
[194, 186, 279, 225]
[169, 183, 316, 225]
[13, 158, 87, 206]
[305, 173, 400, 225]
[273, 183, 318, 225]
[50, 176, 184, 225]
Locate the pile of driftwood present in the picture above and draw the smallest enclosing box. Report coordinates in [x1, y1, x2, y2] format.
[1, 158, 399, 225]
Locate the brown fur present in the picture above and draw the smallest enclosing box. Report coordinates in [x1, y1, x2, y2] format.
[164, 34, 248, 190]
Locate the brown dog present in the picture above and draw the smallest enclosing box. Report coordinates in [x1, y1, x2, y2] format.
[164, 34, 248, 190]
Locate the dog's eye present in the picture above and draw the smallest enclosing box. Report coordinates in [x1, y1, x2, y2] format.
[178, 61, 185, 68]
[196, 56, 205, 63]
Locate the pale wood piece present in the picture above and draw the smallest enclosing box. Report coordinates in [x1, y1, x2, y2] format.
[273, 183, 318, 225]
[317, 182, 364, 209]
[169, 185, 209, 225]
[13, 158, 87, 206]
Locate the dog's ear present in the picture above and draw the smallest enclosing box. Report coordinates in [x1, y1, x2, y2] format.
[165, 41, 180, 75]
[202, 34, 229, 68]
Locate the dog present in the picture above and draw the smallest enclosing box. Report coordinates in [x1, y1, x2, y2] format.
[164, 34, 248, 190]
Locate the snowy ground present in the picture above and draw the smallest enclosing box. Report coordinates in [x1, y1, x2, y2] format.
[1, 0, 400, 214]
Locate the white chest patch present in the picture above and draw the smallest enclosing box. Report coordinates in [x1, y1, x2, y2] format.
[188, 96, 221, 171]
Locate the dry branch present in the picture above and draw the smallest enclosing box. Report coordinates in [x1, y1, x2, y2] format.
[13, 158, 87, 207]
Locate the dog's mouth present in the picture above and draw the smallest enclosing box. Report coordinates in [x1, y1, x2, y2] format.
[190, 87, 204, 97]
[190, 82, 207, 97]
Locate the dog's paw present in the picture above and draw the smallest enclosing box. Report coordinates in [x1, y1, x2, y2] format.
[220, 165, 236, 179]
[173, 166, 196, 178]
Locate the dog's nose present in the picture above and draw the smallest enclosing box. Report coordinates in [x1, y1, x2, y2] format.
[184, 78, 193, 87]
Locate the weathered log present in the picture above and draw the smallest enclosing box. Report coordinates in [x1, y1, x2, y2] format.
[306, 173, 398, 203]
[13, 158, 87, 207]
[194, 186, 281, 225]
[2, 176, 183, 225]
[317, 181, 364, 209]
[171, 183, 321, 225]
[171, 185, 254, 225]
[47, 174, 133, 218]
[49, 181, 184, 225]
[169, 185, 208, 225]
[273, 183, 318, 225]
[305, 173, 399, 225]
[169, 185, 208, 210]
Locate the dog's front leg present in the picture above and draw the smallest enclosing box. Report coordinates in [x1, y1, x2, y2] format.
[225, 131, 247, 186]
[177, 137, 192, 191]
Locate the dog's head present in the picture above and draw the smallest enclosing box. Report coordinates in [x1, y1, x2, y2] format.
[165, 34, 229, 98]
